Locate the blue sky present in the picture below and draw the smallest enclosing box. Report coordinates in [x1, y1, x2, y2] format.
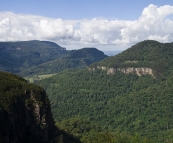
[1, 0, 173, 19]
[1, 0, 173, 51]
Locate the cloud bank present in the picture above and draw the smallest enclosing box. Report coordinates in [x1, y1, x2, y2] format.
[0, 4, 173, 50]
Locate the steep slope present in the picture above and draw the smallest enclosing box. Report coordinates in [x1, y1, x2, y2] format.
[19, 48, 108, 76]
[0, 71, 81, 143]
[90, 40, 173, 77]
[0, 40, 68, 73]
[56, 118, 105, 143]
[36, 40, 173, 142]
[56, 118, 152, 143]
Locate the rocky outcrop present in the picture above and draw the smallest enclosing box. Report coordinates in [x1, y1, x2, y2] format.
[0, 90, 54, 143]
[26, 91, 53, 142]
[0, 71, 81, 143]
[97, 66, 107, 70]
[107, 67, 154, 76]
[88, 66, 154, 77]
[124, 61, 138, 63]
[88, 67, 96, 71]
[88, 66, 107, 71]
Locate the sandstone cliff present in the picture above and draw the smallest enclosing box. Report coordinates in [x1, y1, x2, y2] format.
[88, 66, 154, 77]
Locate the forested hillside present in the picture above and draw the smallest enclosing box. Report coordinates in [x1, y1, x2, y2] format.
[0, 40, 108, 78]
[0, 40, 67, 73]
[36, 40, 173, 142]
[0, 71, 151, 143]
[0, 71, 81, 143]
[19, 48, 108, 76]
[90, 40, 173, 77]
[56, 118, 152, 143]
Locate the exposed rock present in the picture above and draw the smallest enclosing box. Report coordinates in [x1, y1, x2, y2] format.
[97, 66, 107, 70]
[89, 66, 107, 71]
[88, 66, 154, 77]
[0, 90, 54, 143]
[107, 67, 154, 76]
[0, 71, 81, 143]
[107, 68, 117, 74]
[102, 67, 107, 70]
[124, 61, 138, 63]
[88, 67, 95, 71]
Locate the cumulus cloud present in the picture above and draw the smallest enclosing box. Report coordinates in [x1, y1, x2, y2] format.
[0, 4, 173, 50]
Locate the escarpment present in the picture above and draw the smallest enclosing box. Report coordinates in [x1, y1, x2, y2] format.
[0, 71, 81, 143]
[0, 74, 54, 142]
[24, 90, 54, 142]
[107, 67, 154, 76]
[88, 40, 173, 77]
[88, 66, 154, 77]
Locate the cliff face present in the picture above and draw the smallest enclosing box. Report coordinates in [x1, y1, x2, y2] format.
[25, 90, 54, 142]
[0, 71, 81, 143]
[88, 66, 154, 77]
[107, 67, 154, 76]
[0, 87, 54, 143]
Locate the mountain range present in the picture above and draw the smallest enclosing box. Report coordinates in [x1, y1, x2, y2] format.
[19, 47, 108, 77]
[0, 40, 107, 77]
[1, 40, 173, 142]
[36, 40, 173, 142]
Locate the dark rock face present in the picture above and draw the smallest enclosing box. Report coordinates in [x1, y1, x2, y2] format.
[0, 91, 54, 143]
[25, 91, 53, 142]
[0, 71, 81, 143]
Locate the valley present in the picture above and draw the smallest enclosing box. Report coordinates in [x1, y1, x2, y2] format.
[1, 40, 173, 142]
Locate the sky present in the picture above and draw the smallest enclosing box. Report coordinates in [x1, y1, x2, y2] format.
[1, 0, 173, 51]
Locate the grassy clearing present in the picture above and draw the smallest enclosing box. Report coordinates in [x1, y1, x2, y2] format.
[24, 73, 56, 83]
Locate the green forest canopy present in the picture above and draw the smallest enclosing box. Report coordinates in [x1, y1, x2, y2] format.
[36, 40, 173, 142]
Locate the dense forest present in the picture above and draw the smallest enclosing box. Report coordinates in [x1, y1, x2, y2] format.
[56, 118, 152, 143]
[0, 71, 82, 143]
[90, 40, 173, 77]
[36, 40, 173, 142]
[0, 40, 67, 73]
[0, 40, 107, 76]
[0, 71, 153, 142]
[1, 40, 173, 142]
[19, 48, 107, 76]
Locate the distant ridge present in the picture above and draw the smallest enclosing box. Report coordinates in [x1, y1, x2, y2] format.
[103, 51, 122, 56]
[0, 40, 68, 73]
[19, 47, 108, 76]
[0, 40, 108, 76]
[90, 40, 173, 77]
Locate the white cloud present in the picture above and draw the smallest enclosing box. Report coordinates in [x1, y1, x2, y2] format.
[0, 4, 173, 51]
